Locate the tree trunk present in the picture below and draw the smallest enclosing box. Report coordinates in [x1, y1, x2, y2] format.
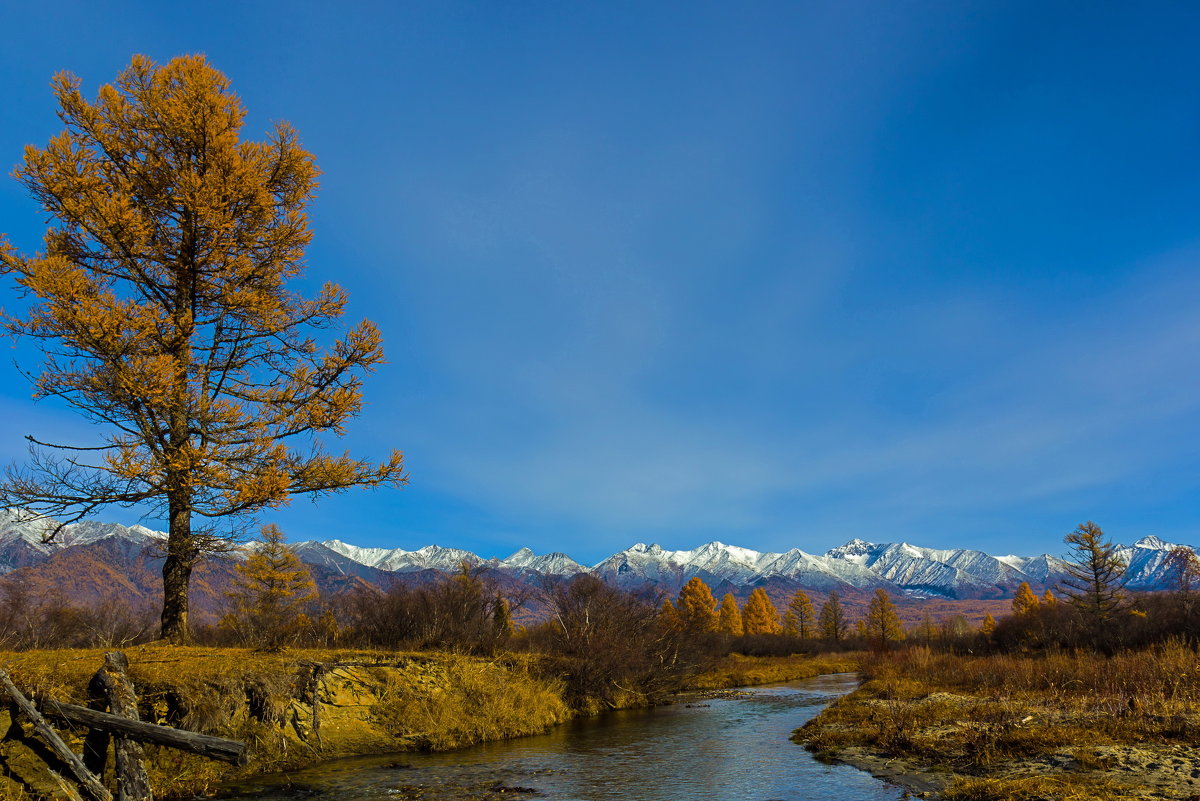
[160, 495, 194, 644]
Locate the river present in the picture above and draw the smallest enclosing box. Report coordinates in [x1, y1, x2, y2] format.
[218, 672, 904, 801]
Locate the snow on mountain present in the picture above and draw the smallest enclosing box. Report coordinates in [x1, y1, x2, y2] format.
[0, 508, 1196, 598]
[844, 542, 992, 596]
[759, 548, 892, 590]
[317, 539, 482, 573]
[1011, 554, 1070, 583]
[592, 543, 692, 588]
[821, 540, 1083, 597]
[0, 509, 165, 573]
[1119, 535, 1188, 589]
[500, 548, 585, 575]
[824, 538, 876, 564]
[590, 540, 892, 592]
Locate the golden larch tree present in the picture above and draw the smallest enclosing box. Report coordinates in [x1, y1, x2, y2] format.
[718, 593, 743, 636]
[1011, 581, 1040, 616]
[1060, 521, 1127, 628]
[0, 55, 405, 642]
[864, 588, 905, 648]
[741, 587, 781, 635]
[980, 612, 996, 636]
[818, 589, 848, 642]
[223, 523, 317, 648]
[786, 589, 816, 639]
[676, 577, 719, 632]
[1042, 589, 1057, 605]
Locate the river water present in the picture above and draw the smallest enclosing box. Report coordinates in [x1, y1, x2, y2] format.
[219, 672, 903, 801]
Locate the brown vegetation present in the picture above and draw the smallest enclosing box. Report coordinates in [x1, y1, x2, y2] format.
[797, 642, 1200, 800]
[685, 652, 860, 690]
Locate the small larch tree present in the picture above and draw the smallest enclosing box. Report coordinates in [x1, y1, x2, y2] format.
[222, 523, 316, 648]
[786, 589, 816, 639]
[818, 590, 847, 642]
[717, 593, 743, 636]
[741, 588, 781, 635]
[676, 577, 718, 632]
[0, 55, 406, 642]
[864, 588, 904, 648]
[980, 612, 996, 637]
[1060, 521, 1127, 630]
[1012, 581, 1040, 616]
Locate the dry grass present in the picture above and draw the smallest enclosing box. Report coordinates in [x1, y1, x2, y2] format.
[942, 775, 1143, 801]
[795, 641, 1200, 801]
[0, 645, 419, 698]
[685, 652, 862, 690]
[370, 659, 569, 750]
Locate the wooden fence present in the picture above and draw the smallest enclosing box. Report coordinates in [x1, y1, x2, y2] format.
[0, 651, 246, 801]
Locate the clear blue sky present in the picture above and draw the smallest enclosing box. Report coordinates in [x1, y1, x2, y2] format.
[2, 2, 1199, 562]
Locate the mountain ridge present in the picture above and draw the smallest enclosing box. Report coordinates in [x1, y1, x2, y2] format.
[0, 508, 1193, 600]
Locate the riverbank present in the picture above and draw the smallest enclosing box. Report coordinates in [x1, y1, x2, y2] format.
[217, 671, 896, 801]
[685, 652, 861, 690]
[0, 646, 861, 799]
[793, 644, 1200, 801]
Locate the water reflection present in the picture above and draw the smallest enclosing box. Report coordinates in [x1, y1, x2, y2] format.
[220, 673, 903, 801]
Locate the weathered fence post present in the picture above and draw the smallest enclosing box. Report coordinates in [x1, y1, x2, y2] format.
[89, 652, 151, 801]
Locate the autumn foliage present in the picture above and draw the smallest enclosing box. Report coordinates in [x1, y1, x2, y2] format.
[742, 588, 781, 635]
[0, 55, 405, 642]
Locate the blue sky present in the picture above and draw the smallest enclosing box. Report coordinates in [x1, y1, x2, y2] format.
[2, 2, 1200, 562]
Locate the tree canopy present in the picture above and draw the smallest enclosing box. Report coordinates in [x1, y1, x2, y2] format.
[1012, 582, 1040, 616]
[717, 593, 743, 636]
[0, 55, 406, 641]
[741, 588, 780, 635]
[676, 577, 718, 633]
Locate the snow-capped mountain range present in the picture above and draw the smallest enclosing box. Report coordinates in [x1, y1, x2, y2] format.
[0, 508, 1191, 599]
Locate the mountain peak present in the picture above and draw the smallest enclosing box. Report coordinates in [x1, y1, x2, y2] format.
[504, 547, 535, 561]
[1132, 535, 1173, 551]
[825, 538, 876, 559]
